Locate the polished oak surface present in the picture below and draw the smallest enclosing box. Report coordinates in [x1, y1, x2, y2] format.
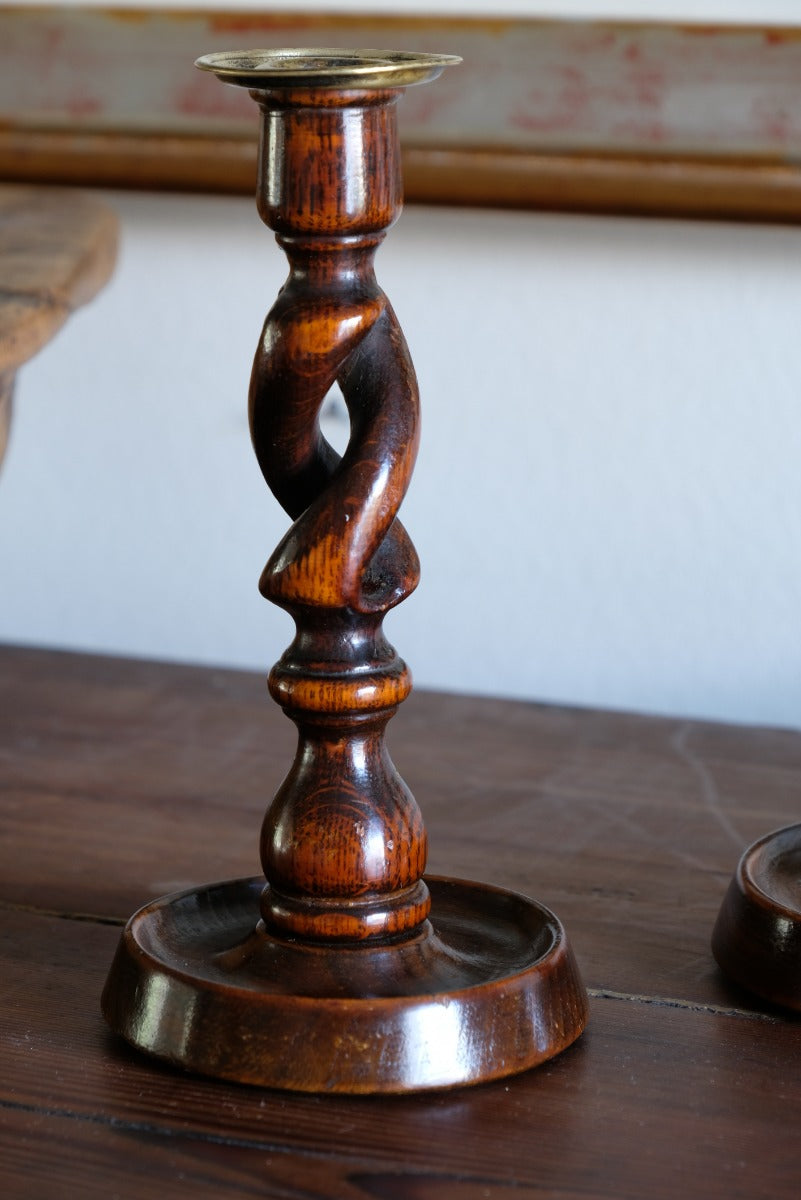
[2, 644, 801, 1194]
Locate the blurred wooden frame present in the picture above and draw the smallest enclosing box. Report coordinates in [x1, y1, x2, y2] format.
[1, 6, 801, 222]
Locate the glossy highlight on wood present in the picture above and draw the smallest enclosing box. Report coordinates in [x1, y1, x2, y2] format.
[8, 644, 801, 1194]
[712, 823, 801, 1011]
[102, 48, 587, 1092]
[103, 876, 586, 1092]
[240, 54, 445, 945]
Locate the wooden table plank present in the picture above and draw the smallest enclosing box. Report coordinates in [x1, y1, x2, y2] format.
[0, 1108, 385, 1200]
[3, 646, 801, 1197]
[2, 907, 800, 1200]
[2, 645, 799, 1012]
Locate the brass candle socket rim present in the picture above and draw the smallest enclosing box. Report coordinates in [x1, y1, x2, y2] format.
[195, 47, 461, 90]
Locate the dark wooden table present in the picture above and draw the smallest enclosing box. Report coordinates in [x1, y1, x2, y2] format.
[1, 644, 799, 1198]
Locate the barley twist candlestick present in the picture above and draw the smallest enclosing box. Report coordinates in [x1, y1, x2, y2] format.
[102, 48, 588, 1093]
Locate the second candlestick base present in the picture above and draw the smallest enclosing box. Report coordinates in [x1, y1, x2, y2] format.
[103, 875, 588, 1093]
[712, 823, 801, 1012]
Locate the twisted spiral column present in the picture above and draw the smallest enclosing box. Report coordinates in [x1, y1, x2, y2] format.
[103, 51, 589, 1095]
[249, 85, 429, 941]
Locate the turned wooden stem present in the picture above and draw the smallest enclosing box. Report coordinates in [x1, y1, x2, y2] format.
[248, 85, 428, 942]
[103, 51, 588, 1094]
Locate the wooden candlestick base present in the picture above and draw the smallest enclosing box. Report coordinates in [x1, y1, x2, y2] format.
[103, 877, 586, 1092]
[712, 823, 801, 1012]
[102, 49, 588, 1092]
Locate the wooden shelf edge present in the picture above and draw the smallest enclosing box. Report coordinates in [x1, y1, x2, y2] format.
[404, 147, 801, 224]
[0, 131, 257, 195]
[2, 130, 801, 223]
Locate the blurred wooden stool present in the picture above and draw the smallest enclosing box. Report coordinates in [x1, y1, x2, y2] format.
[0, 184, 118, 466]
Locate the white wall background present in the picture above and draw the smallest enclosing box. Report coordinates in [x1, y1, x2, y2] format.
[3, 0, 801, 727]
[2, 189, 801, 729]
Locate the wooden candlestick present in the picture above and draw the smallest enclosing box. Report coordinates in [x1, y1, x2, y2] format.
[713, 823, 801, 1011]
[102, 48, 588, 1092]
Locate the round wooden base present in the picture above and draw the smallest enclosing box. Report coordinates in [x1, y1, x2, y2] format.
[712, 823, 801, 1011]
[102, 875, 588, 1093]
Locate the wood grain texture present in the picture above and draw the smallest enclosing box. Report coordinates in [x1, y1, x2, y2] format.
[2, 907, 801, 1198]
[95, 55, 587, 1093]
[0, 184, 117, 473]
[0, 185, 118, 376]
[244, 78, 427, 944]
[3, 647, 801, 1192]
[1, 644, 799, 1013]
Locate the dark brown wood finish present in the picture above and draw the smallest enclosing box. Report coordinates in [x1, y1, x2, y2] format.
[4, 908, 801, 1199]
[246, 76, 429, 946]
[2, 645, 801, 1196]
[713, 823, 801, 1010]
[2, 643, 799, 1006]
[100, 50, 586, 1092]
